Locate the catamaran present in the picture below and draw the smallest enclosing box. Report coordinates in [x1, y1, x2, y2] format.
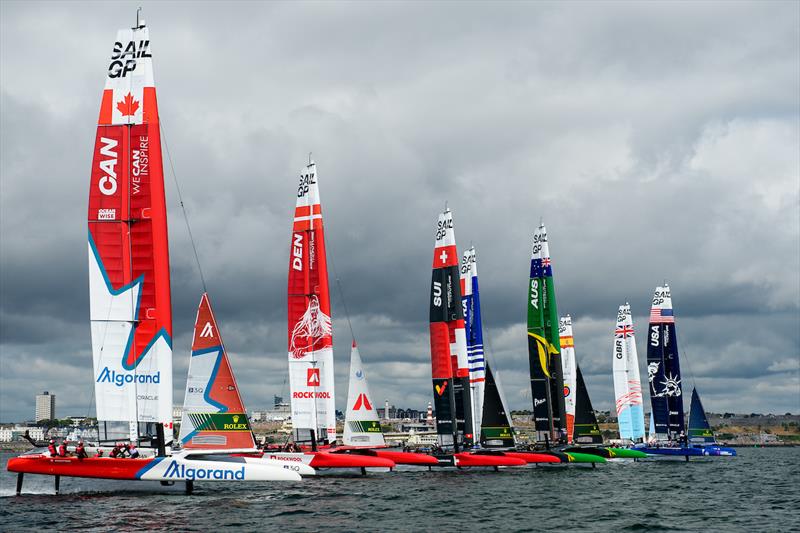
[427, 209, 525, 468]
[637, 285, 735, 459]
[277, 160, 394, 471]
[8, 17, 300, 494]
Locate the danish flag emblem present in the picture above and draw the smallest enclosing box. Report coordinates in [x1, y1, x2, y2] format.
[352, 393, 372, 411]
[307, 368, 321, 387]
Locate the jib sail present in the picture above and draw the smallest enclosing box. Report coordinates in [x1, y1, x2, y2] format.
[88, 21, 172, 433]
[573, 364, 603, 445]
[179, 293, 255, 450]
[688, 388, 715, 444]
[287, 161, 336, 445]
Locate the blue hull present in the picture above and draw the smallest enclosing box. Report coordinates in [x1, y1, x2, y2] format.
[637, 445, 737, 457]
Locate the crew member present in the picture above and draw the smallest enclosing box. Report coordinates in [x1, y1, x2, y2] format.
[57, 440, 69, 457]
[109, 443, 122, 458]
[94, 448, 104, 458]
[75, 441, 88, 459]
[47, 439, 57, 457]
[128, 443, 140, 458]
[678, 430, 688, 447]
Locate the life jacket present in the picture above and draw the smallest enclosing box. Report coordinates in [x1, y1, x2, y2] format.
[57, 444, 67, 456]
[48, 444, 57, 456]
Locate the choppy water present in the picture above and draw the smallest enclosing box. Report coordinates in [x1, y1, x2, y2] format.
[1, 448, 798, 532]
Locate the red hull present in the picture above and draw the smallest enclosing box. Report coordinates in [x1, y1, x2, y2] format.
[332, 448, 439, 466]
[308, 451, 394, 469]
[453, 453, 526, 467]
[7, 454, 150, 480]
[501, 451, 562, 464]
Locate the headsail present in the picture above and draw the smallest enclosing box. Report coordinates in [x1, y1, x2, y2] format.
[612, 304, 645, 442]
[343, 342, 385, 447]
[526, 223, 566, 443]
[573, 364, 603, 444]
[179, 293, 255, 450]
[287, 161, 336, 445]
[688, 388, 715, 444]
[646, 285, 684, 440]
[89, 22, 172, 431]
[460, 246, 485, 434]
[479, 364, 516, 448]
[559, 315, 577, 443]
[429, 208, 473, 449]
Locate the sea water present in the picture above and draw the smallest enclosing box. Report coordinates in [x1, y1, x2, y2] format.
[1, 448, 798, 532]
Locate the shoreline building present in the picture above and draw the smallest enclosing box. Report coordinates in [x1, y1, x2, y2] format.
[35, 391, 55, 422]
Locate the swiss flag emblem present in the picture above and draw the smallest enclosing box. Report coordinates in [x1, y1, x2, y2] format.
[307, 368, 321, 387]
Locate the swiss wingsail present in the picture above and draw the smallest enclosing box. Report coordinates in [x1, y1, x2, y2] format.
[559, 315, 577, 443]
[646, 285, 684, 440]
[573, 364, 603, 444]
[688, 388, 715, 444]
[429, 208, 473, 449]
[287, 161, 336, 445]
[343, 342, 386, 447]
[89, 23, 172, 429]
[526, 223, 566, 443]
[179, 293, 255, 450]
[612, 304, 645, 442]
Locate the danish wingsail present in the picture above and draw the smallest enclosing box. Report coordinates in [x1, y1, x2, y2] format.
[429, 208, 473, 449]
[688, 388, 715, 444]
[526, 223, 566, 443]
[612, 304, 646, 442]
[646, 285, 685, 441]
[559, 315, 577, 443]
[179, 293, 255, 450]
[88, 21, 173, 444]
[343, 341, 385, 447]
[287, 161, 336, 446]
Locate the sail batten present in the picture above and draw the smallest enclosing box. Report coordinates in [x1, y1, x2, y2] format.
[287, 162, 336, 445]
[89, 24, 172, 429]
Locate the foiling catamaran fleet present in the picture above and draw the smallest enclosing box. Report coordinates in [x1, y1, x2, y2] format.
[7, 15, 735, 494]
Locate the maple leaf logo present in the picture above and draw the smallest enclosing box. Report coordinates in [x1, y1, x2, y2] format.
[116, 92, 140, 116]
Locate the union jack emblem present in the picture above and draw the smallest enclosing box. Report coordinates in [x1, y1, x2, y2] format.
[542, 257, 551, 268]
[615, 325, 634, 338]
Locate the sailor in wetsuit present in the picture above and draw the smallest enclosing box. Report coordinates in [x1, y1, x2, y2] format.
[57, 441, 69, 457]
[47, 439, 57, 457]
[678, 431, 688, 447]
[75, 441, 88, 459]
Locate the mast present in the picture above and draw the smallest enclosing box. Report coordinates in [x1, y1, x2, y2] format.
[343, 341, 385, 447]
[179, 293, 255, 450]
[287, 160, 335, 447]
[526, 222, 566, 444]
[613, 304, 646, 442]
[429, 208, 472, 451]
[88, 18, 172, 453]
[646, 284, 684, 441]
[559, 316, 577, 444]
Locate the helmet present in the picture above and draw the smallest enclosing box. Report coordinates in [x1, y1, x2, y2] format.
[129, 443, 136, 449]
[49, 439, 55, 444]
[78, 441, 84, 445]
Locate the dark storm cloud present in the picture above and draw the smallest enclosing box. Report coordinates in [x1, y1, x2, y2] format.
[1, 1, 798, 421]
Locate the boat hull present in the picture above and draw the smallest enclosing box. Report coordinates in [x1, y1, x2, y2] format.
[500, 451, 562, 464]
[262, 451, 395, 470]
[343, 449, 440, 466]
[453, 453, 526, 467]
[638, 445, 736, 458]
[7, 453, 301, 482]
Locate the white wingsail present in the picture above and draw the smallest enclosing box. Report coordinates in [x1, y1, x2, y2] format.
[343, 342, 386, 447]
[613, 304, 646, 442]
[559, 315, 577, 443]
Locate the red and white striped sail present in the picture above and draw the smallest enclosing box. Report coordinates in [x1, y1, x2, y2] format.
[287, 161, 336, 444]
[88, 23, 172, 427]
[343, 341, 385, 447]
[179, 293, 255, 450]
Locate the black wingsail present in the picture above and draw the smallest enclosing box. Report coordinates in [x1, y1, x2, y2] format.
[479, 363, 515, 448]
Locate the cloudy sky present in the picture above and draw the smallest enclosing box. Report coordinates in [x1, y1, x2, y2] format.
[1, 1, 798, 423]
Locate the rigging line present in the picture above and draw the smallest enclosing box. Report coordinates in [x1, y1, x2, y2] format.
[160, 118, 207, 293]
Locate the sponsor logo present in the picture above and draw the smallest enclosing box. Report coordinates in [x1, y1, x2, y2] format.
[292, 391, 331, 399]
[291, 234, 303, 271]
[534, 398, 546, 408]
[188, 386, 204, 393]
[223, 414, 249, 431]
[98, 208, 116, 220]
[563, 385, 570, 397]
[290, 295, 331, 358]
[528, 332, 558, 378]
[306, 368, 321, 387]
[131, 136, 148, 194]
[108, 40, 151, 78]
[96, 366, 160, 387]
[163, 461, 244, 481]
[297, 170, 316, 197]
[435, 215, 453, 241]
[652, 288, 670, 306]
[97, 137, 119, 196]
[270, 455, 303, 462]
[352, 393, 372, 411]
[355, 369, 364, 381]
[199, 322, 214, 338]
[434, 381, 448, 396]
[432, 281, 442, 307]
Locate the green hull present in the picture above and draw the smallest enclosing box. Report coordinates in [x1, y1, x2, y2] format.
[564, 452, 606, 464]
[605, 447, 648, 459]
